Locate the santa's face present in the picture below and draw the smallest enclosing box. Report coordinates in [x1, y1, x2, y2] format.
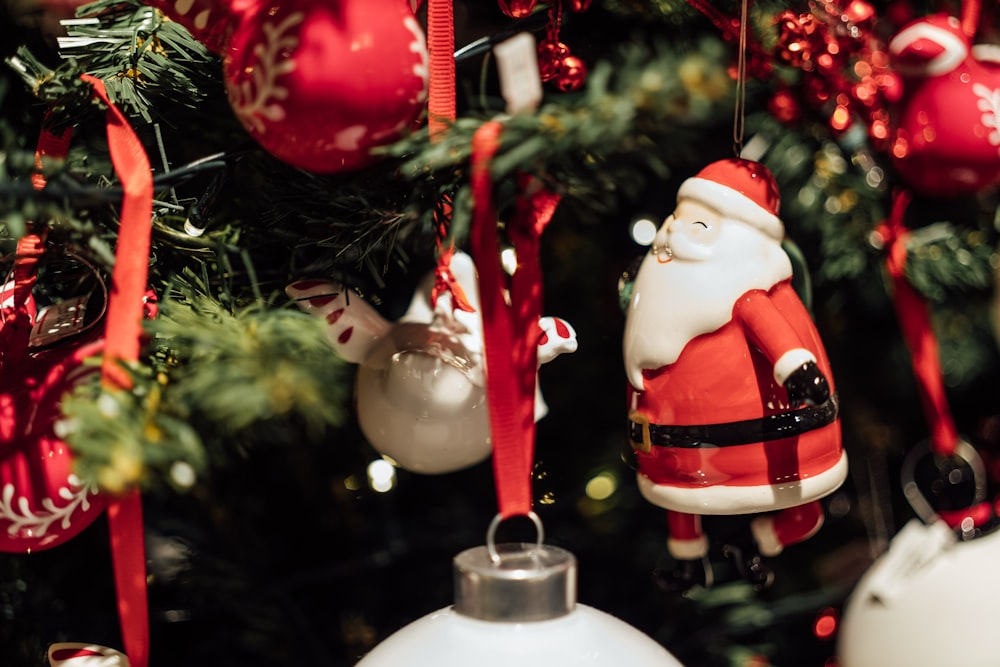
[623, 197, 792, 388]
[651, 199, 723, 263]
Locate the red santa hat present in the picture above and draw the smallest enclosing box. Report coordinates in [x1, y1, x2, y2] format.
[676, 158, 784, 241]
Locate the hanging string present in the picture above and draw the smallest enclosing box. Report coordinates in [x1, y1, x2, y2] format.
[732, 0, 750, 156]
[683, 0, 770, 67]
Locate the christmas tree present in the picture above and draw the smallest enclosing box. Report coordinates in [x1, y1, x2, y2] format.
[2, 0, 999, 665]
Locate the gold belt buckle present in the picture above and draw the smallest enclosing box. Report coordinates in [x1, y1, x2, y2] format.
[628, 410, 652, 454]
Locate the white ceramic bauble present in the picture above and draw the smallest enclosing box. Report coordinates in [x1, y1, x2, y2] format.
[355, 603, 682, 667]
[354, 322, 491, 474]
[287, 250, 577, 475]
[355, 542, 683, 667]
[837, 522, 1000, 667]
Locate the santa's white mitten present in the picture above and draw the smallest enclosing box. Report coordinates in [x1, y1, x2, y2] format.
[784, 361, 830, 407]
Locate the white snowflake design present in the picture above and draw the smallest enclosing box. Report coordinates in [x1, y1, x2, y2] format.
[405, 15, 429, 106]
[229, 12, 304, 135]
[369, 14, 429, 144]
[974, 82, 1000, 153]
[0, 474, 97, 544]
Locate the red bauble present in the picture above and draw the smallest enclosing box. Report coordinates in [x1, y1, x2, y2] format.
[888, 13, 1000, 197]
[497, 0, 537, 18]
[769, 87, 802, 124]
[0, 239, 107, 553]
[147, 0, 428, 174]
[843, 0, 876, 30]
[567, 0, 592, 11]
[0, 338, 106, 552]
[553, 55, 588, 92]
[537, 39, 571, 82]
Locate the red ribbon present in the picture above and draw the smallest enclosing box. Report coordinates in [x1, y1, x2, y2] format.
[877, 189, 959, 457]
[427, 0, 455, 140]
[81, 73, 152, 667]
[425, 0, 471, 314]
[469, 120, 560, 518]
[31, 124, 73, 191]
[431, 244, 476, 312]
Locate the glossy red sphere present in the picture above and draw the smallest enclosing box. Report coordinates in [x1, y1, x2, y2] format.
[553, 55, 588, 92]
[148, 0, 428, 173]
[497, 0, 537, 19]
[0, 339, 106, 552]
[889, 14, 1000, 197]
[223, 0, 428, 173]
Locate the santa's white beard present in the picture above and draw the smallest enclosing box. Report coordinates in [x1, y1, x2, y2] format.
[623, 230, 792, 389]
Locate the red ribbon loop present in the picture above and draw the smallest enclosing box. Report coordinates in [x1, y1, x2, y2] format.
[878, 189, 959, 457]
[427, 0, 456, 139]
[81, 73, 153, 667]
[470, 121, 561, 519]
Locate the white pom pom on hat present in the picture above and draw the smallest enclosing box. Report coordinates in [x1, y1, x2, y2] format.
[676, 158, 785, 240]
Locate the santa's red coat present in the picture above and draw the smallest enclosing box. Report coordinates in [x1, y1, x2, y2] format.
[629, 280, 846, 515]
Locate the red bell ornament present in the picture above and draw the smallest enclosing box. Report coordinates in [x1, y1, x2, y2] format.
[887, 13, 1000, 197]
[146, 0, 429, 174]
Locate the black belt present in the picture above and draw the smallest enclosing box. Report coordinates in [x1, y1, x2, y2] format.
[627, 394, 839, 454]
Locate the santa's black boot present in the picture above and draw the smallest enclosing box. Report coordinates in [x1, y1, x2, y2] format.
[720, 535, 774, 590]
[652, 555, 714, 595]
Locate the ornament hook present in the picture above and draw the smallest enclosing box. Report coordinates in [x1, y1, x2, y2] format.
[732, 0, 749, 156]
[900, 438, 988, 534]
[486, 511, 545, 563]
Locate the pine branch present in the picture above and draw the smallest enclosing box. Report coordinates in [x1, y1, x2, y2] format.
[383, 36, 737, 249]
[61, 292, 353, 493]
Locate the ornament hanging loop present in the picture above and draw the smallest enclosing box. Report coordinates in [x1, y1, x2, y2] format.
[486, 510, 545, 563]
[901, 438, 988, 538]
[732, 0, 750, 156]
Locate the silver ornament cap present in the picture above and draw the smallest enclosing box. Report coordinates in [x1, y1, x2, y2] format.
[453, 542, 577, 623]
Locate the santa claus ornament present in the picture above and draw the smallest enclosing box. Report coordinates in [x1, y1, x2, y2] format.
[887, 12, 1000, 197]
[286, 251, 577, 474]
[622, 158, 847, 591]
[143, 0, 428, 173]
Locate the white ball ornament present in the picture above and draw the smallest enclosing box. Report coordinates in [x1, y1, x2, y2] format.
[354, 540, 685, 667]
[837, 521, 1000, 667]
[353, 320, 490, 473]
[286, 251, 577, 474]
[838, 441, 1000, 666]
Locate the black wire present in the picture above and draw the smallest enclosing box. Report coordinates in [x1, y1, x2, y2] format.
[454, 11, 552, 63]
[0, 151, 233, 203]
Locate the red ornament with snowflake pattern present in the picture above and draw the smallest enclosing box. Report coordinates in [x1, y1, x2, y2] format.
[888, 13, 1000, 197]
[145, 0, 428, 173]
[0, 236, 108, 553]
